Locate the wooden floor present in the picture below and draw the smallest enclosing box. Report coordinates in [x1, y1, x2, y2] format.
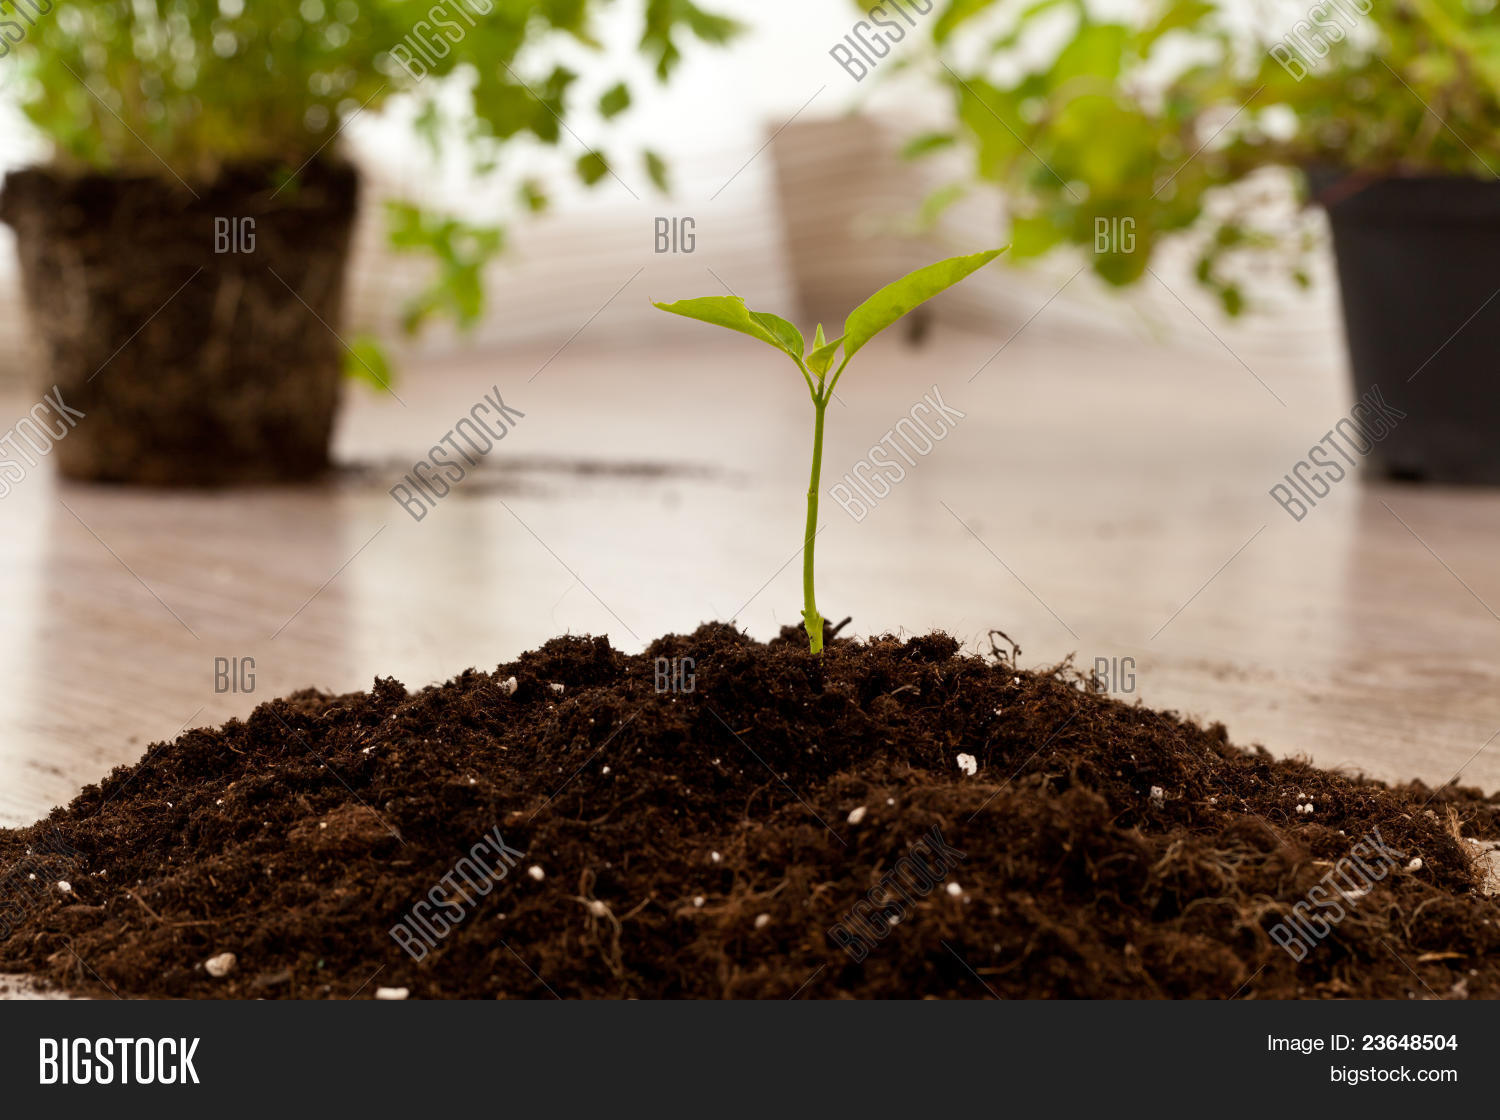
[2, 321, 1498, 827]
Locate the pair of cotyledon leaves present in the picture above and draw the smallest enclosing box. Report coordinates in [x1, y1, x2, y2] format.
[652, 248, 1006, 380]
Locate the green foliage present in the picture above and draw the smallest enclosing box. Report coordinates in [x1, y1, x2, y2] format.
[642, 148, 670, 191]
[598, 81, 631, 118]
[343, 332, 396, 389]
[920, 0, 1500, 313]
[843, 249, 1003, 357]
[654, 249, 1006, 653]
[385, 200, 503, 333]
[4, 0, 740, 376]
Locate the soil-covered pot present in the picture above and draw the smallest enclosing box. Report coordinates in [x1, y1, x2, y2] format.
[1316, 171, 1500, 485]
[0, 160, 358, 486]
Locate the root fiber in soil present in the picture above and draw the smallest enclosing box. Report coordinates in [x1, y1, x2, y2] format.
[2, 624, 1497, 999]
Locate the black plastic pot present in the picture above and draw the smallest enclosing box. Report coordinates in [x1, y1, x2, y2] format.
[1315, 171, 1500, 485]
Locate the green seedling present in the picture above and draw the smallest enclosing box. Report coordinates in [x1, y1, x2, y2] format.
[654, 248, 1006, 654]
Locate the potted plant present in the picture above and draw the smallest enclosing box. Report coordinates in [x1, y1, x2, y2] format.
[0, 0, 737, 485]
[910, 0, 1500, 483]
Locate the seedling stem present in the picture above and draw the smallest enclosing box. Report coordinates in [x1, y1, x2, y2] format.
[654, 250, 1003, 653]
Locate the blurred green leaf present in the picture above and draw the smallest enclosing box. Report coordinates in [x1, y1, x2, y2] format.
[1052, 23, 1131, 86]
[576, 150, 611, 186]
[519, 179, 549, 213]
[598, 81, 631, 119]
[955, 75, 1023, 180]
[1140, 0, 1216, 53]
[933, 0, 993, 45]
[344, 335, 394, 392]
[643, 148, 670, 192]
[919, 182, 968, 226]
[901, 131, 957, 160]
[1008, 213, 1065, 258]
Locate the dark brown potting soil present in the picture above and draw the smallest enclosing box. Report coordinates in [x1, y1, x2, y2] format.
[3, 624, 1497, 999]
[0, 160, 356, 486]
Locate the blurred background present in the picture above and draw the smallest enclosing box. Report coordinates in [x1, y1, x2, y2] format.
[0, 0, 1351, 372]
[0, 0, 1496, 827]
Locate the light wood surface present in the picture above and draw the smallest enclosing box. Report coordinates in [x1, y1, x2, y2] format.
[1, 320, 1497, 828]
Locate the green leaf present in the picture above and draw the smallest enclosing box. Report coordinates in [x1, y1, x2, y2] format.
[954, 76, 1023, 180]
[519, 179, 549, 212]
[1218, 284, 1244, 317]
[901, 131, 957, 159]
[919, 183, 967, 226]
[806, 329, 843, 376]
[643, 149, 670, 192]
[748, 310, 804, 363]
[1009, 213, 1065, 258]
[344, 334, 395, 392]
[1052, 23, 1131, 86]
[576, 150, 610, 186]
[1140, 0, 1215, 53]
[598, 82, 631, 119]
[843, 249, 1006, 359]
[642, 0, 745, 79]
[933, 0, 994, 45]
[653, 296, 802, 362]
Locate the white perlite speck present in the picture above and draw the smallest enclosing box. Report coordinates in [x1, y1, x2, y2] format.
[754, 913, 770, 929]
[1407, 857, 1423, 872]
[374, 987, 409, 1001]
[527, 865, 546, 881]
[56, 881, 71, 893]
[1149, 786, 1165, 809]
[549, 682, 566, 695]
[946, 882, 962, 897]
[847, 806, 867, 825]
[500, 676, 518, 696]
[205, 952, 237, 978]
[956, 753, 977, 776]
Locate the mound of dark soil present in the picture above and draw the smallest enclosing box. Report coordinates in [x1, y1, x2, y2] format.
[3, 624, 1498, 999]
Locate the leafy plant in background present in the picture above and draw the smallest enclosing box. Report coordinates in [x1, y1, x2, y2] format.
[909, 0, 1500, 314]
[654, 249, 1005, 653]
[4, 0, 739, 381]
